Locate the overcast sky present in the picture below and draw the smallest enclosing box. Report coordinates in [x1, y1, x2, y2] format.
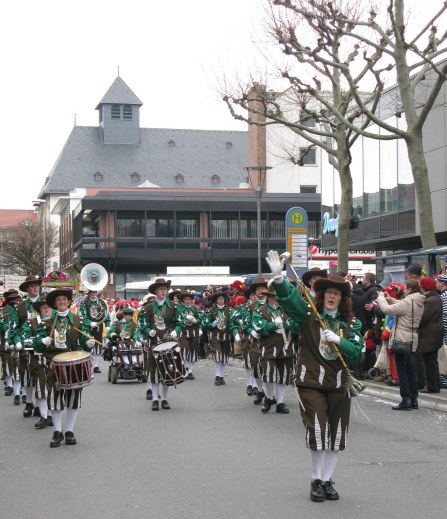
[0, 0, 265, 209]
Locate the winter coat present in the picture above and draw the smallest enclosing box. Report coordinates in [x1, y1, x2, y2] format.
[418, 290, 443, 353]
[376, 292, 425, 352]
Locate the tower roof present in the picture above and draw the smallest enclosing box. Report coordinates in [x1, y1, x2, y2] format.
[95, 76, 143, 109]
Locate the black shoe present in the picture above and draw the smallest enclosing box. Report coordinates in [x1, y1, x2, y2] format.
[187, 373, 195, 380]
[214, 376, 221, 386]
[152, 400, 159, 411]
[276, 403, 289, 414]
[50, 431, 64, 448]
[93, 367, 101, 374]
[245, 385, 253, 396]
[323, 479, 339, 500]
[146, 389, 153, 400]
[65, 431, 77, 445]
[14, 395, 20, 405]
[252, 387, 259, 396]
[310, 479, 325, 502]
[392, 402, 412, 411]
[271, 397, 277, 405]
[261, 398, 273, 414]
[47, 416, 54, 427]
[219, 376, 226, 385]
[22, 395, 27, 404]
[412, 401, 419, 409]
[254, 391, 265, 405]
[161, 400, 171, 410]
[35, 417, 48, 429]
[23, 403, 34, 417]
[5, 386, 13, 396]
[33, 406, 41, 417]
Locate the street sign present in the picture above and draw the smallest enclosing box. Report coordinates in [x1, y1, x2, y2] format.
[285, 207, 308, 278]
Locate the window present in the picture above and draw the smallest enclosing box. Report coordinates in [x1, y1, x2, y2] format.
[123, 105, 132, 120]
[300, 148, 317, 165]
[131, 172, 140, 182]
[177, 218, 199, 238]
[300, 185, 317, 193]
[94, 172, 103, 182]
[299, 116, 316, 128]
[146, 217, 174, 238]
[269, 220, 285, 238]
[116, 218, 145, 237]
[168, 140, 176, 147]
[211, 219, 238, 238]
[225, 141, 233, 148]
[175, 174, 184, 183]
[211, 174, 220, 184]
[111, 104, 121, 119]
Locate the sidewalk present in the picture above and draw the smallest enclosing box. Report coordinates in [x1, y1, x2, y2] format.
[363, 379, 447, 412]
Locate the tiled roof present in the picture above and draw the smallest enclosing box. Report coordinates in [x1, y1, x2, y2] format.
[0, 210, 36, 228]
[95, 77, 143, 108]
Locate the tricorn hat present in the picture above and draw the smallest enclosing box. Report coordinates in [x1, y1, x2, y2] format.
[178, 291, 194, 302]
[32, 295, 50, 312]
[168, 288, 182, 301]
[258, 288, 277, 298]
[314, 274, 351, 297]
[249, 276, 268, 293]
[46, 289, 73, 309]
[148, 278, 172, 294]
[302, 267, 328, 288]
[211, 291, 226, 304]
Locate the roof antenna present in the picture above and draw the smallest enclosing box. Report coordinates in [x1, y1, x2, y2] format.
[117, 65, 120, 77]
[74, 113, 77, 127]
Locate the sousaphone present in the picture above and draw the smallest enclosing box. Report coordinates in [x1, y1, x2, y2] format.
[80, 263, 108, 292]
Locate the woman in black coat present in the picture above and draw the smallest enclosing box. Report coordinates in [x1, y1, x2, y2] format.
[418, 278, 443, 393]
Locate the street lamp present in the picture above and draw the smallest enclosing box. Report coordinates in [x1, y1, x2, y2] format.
[32, 199, 46, 276]
[246, 166, 272, 275]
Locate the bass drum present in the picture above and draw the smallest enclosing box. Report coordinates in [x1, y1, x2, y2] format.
[153, 341, 186, 386]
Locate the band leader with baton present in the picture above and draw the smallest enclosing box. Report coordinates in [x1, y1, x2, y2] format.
[265, 250, 364, 504]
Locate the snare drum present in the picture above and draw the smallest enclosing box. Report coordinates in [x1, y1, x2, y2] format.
[52, 351, 94, 390]
[152, 341, 186, 386]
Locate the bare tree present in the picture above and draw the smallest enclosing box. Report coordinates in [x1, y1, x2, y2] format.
[223, 0, 391, 273]
[0, 219, 59, 277]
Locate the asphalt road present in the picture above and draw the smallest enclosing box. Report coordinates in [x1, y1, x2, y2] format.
[1, 357, 446, 519]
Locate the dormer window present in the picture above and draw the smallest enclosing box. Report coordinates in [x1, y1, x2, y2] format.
[225, 141, 233, 149]
[168, 140, 176, 147]
[111, 104, 121, 119]
[94, 171, 103, 182]
[175, 174, 184, 183]
[131, 172, 141, 182]
[123, 105, 132, 120]
[211, 175, 221, 184]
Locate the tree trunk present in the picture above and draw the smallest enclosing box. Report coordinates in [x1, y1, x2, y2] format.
[336, 131, 352, 274]
[405, 134, 437, 248]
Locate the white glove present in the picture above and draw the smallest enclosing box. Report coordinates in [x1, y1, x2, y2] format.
[322, 329, 340, 345]
[135, 341, 142, 348]
[90, 322, 99, 330]
[212, 319, 219, 328]
[186, 315, 197, 324]
[15, 342, 23, 351]
[24, 338, 33, 347]
[110, 332, 118, 340]
[112, 346, 117, 353]
[266, 250, 285, 279]
[251, 330, 259, 339]
[105, 327, 110, 334]
[274, 316, 283, 326]
[234, 333, 241, 343]
[149, 330, 156, 337]
[41, 337, 52, 347]
[199, 329, 203, 336]
[86, 338, 95, 349]
[170, 330, 178, 340]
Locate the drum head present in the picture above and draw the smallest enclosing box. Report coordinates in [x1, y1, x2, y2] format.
[53, 351, 90, 362]
[153, 341, 177, 353]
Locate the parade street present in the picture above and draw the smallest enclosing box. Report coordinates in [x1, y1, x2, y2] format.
[1, 358, 446, 519]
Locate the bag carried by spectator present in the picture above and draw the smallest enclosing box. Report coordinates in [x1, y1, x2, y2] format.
[374, 343, 388, 370]
[390, 301, 414, 356]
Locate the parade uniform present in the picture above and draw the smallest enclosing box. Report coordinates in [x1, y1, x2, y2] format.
[79, 291, 110, 373]
[0, 290, 21, 396]
[5, 294, 25, 405]
[106, 309, 142, 367]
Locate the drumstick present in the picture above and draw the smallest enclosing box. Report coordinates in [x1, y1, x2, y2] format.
[49, 317, 57, 340]
[72, 326, 103, 346]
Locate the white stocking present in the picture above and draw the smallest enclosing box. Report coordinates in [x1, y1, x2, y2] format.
[65, 408, 78, 433]
[13, 380, 21, 396]
[311, 450, 325, 481]
[37, 397, 48, 419]
[275, 384, 286, 404]
[189, 362, 195, 374]
[152, 382, 159, 400]
[52, 410, 63, 432]
[245, 368, 253, 386]
[322, 450, 339, 482]
[161, 384, 169, 400]
[254, 377, 262, 392]
[264, 382, 275, 400]
[25, 386, 34, 403]
[5, 375, 13, 388]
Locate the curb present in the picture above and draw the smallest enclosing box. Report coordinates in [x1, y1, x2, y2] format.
[363, 381, 447, 413]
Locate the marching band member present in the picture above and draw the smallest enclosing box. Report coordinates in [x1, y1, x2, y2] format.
[16, 275, 43, 417]
[173, 291, 203, 380]
[266, 251, 363, 502]
[34, 289, 94, 448]
[21, 295, 54, 428]
[252, 288, 297, 414]
[302, 267, 328, 298]
[203, 290, 238, 386]
[242, 277, 269, 403]
[138, 278, 176, 411]
[79, 289, 110, 374]
[107, 307, 142, 367]
[4, 291, 24, 406]
[1, 290, 21, 397]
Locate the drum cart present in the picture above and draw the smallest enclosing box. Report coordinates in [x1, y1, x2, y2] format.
[103, 340, 146, 384]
